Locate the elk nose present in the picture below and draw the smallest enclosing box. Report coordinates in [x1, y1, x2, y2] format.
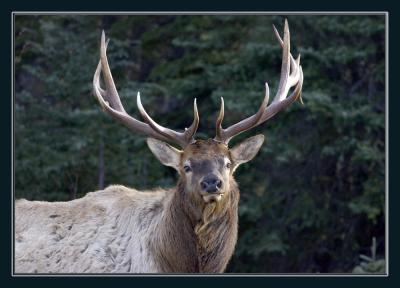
[200, 175, 222, 193]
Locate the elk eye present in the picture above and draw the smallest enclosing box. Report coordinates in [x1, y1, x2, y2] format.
[183, 165, 192, 173]
[226, 162, 231, 169]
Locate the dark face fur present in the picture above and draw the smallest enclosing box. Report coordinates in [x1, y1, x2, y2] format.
[180, 140, 232, 204]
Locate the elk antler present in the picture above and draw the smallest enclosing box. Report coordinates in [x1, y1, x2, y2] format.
[214, 19, 304, 144]
[93, 31, 199, 148]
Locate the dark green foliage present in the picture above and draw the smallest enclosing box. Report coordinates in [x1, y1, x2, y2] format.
[14, 14, 385, 273]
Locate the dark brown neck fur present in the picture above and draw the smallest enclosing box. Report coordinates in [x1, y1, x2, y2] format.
[152, 179, 240, 273]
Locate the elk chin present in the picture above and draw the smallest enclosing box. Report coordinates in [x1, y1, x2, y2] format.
[202, 193, 224, 203]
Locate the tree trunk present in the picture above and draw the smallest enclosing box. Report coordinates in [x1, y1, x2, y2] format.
[68, 174, 78, 200]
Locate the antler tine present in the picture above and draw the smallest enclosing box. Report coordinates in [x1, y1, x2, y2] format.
[258, 66, 303, 122]
[273, 23, 302, 91]
[214, 19, 303, 144]
[215, 84, 269, 143]
[215, 97, 225, 140]
[97, 31, 126, 112]
[186, 98, 200, 140]
[275, 19, 291, 102]
[273, 24, 297, 84]
[93, 31, 198, 148]
[137, 93, 199, 147]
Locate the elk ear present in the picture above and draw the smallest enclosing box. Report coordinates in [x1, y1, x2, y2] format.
[147, 138, 182, 171]
[230, 134, 264, 169]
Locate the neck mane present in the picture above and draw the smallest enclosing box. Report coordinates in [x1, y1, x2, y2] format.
[151, 179, 240, 273]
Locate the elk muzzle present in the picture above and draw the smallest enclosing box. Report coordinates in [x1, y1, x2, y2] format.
[200, 174, 224, 203]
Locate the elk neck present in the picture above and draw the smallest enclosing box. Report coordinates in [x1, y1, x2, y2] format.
[151, 178, 240, 273]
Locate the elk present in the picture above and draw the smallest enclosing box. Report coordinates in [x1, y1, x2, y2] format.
[15, 20, 303, 273]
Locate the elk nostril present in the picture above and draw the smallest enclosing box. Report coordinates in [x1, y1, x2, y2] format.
[201, 176, 222, 193]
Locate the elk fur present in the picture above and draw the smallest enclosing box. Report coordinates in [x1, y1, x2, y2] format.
[15, 180, 240, 273]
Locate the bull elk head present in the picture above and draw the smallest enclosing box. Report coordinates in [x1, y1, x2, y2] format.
[93, 19, 303, 205]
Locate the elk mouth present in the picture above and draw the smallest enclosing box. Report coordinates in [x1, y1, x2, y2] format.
[202, 193, 224, 203]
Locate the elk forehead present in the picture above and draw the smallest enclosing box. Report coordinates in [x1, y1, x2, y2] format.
[181, 139, 230, 162]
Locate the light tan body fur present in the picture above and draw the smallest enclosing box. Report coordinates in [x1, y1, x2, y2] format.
[15, 175, 240, 273]
[15, 186, 171, 273]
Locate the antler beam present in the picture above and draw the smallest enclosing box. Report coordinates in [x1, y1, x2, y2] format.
[93, 31, 199, 148]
